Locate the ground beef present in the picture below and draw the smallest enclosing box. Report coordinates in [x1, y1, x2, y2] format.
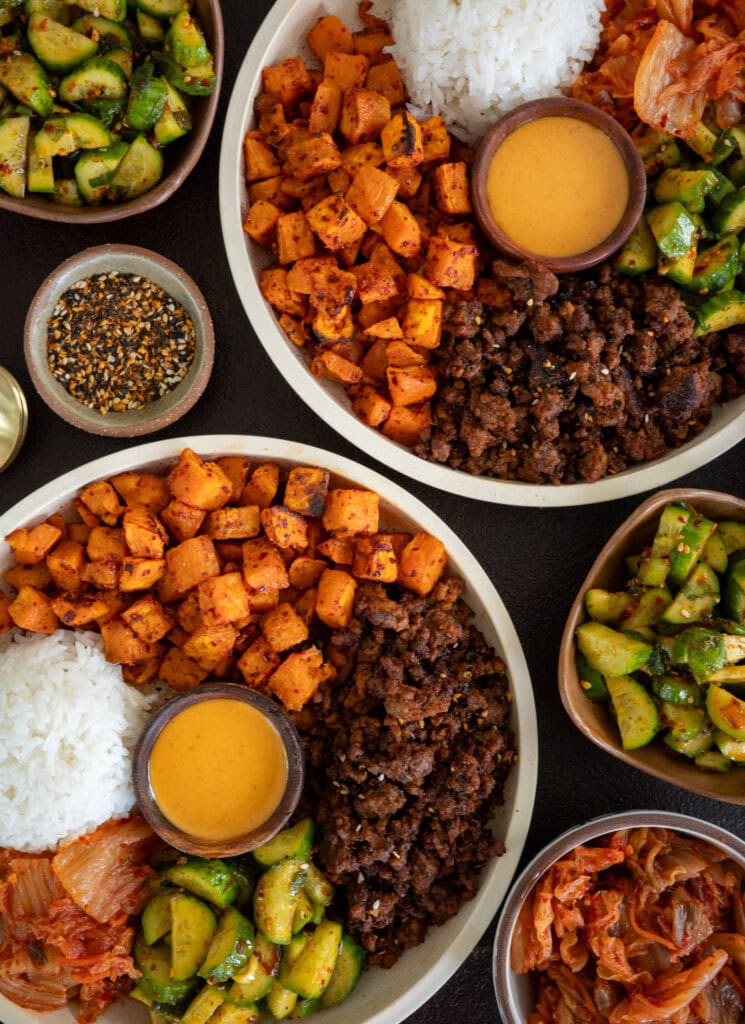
[414, 259, 745, 485]
[297, 578, 516, 968]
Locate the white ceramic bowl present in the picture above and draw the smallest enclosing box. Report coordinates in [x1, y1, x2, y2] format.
[0, 434, 538, 1024]
[218, 0, 745, 508]
[493, 810, 745, 1024]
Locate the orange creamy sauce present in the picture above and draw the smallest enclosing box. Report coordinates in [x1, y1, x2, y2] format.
[149, 699, 288, 842]
[486, 116, 630, 258]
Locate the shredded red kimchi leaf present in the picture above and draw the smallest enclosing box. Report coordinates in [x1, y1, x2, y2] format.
[514, 827, 745, 1024]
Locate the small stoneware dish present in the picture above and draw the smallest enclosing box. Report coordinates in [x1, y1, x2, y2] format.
[559, 488, 745, 806]
[133, 682, 305, 858]
[0, 0, 223, 224]
[471, 96, 647, 274]
[24, 243, 214, 437]
[493, 810, 745, 1024]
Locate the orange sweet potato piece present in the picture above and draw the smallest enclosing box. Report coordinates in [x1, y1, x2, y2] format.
[109, 472, 170, 513]
[312, 306, 355, 345]
[243, 537, 290, 591]
[261, 506, 309, 550]
[315, 568, 357, 627]
[123, 656, 163, 686]
[0, 593, 13, 633]
[398, 532, 447, 595]
[237, 635, 281, 687]
[277, 210, 317, 264]
[244, 135, 281, 182]
[262, 56, 314, 112]
[293, 587, 317, 626]
[7, 585, 58, 633]
[346, 163, 398, 225]
[286, 255, 337, 294]
[421, 115, 451, 162]
[122, 594, 175, 643]
[168, 449, 233, 511]
[99, 618, 156, 664]
[288, 556, 327, 590]
[268, 646, 334, 711]
[204, 506, 261, 541]
[311, 350, 364, 385]
[161, 499, 206, 543]
[307, 14, 354, 60]
[316, 535, 356, 564]
[49, 593, 110, 627]
[353, 262, 398, 305]
[433, 161, 472, 215]
[198, 572, 251, 626]
[261, 602, 309, 652]
[323, 51, 368, 93]
[241, 464, 281, 509]
[248, 175, 297, 212]
[284, 467, 330, 518]
[79, 481, 123, 526]
[387, 364, 437, 407]
[402, 298, 443, 349]
[308, 263, 357, 317]
[353, 26, 393, 60]
[384, 164, 421, 200]
[308, 80, 342, 134]
[159, 646, 209, 691]
[178, 592, 203, 633]
[45, 539, 85, 593]
[183, 623, 238, 672]
[340, 87, 390, 145]
[87, 526, 126, 563]
[5, 523, 62, 565]
[407, 273, 444, 300]
[92, 590, 127, 625]
[352, 383, 391, 427]
[352, 535, 398, 582]
[4, 563, 53, 589]
[73, 498, 100, 528]
[68, 523, 92, 545]
[283, 133, 342, 182]
[306, 194, 367, 251]
[259, 267, 307, 317]
[365, 58, 405, 106]
[386, 340, 428, 367]
[246, 586, 280, 612]
[379, 201, 421, 258]
[381, 402, 432, 446]
[243, 199, 283, 248]
[122, 506, 168, 559]
[340, 141, 384, 176]
[256, 94, 291, 145]
[216, 457, 252, 503]
[279, 314, 307, 348]
[423, 235, 478, 290]
[81, 560, 120, 590]
[359, 338, 389, 382]
[381, 111, 423, 170]
[323, 489, 379, 536]
[280, 173, 326, 201]
[120, 557, 166, 592]
[362, 316, 402, 340]
[166, 535, 220, 593]
[476, 278, 511, 308]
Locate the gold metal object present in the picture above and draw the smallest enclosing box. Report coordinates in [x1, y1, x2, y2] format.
[0, 366, 28, 473]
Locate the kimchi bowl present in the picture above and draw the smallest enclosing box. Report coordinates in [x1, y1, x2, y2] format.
[492, 810, 745, 1024]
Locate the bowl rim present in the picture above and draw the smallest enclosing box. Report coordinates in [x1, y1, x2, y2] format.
[23, 242, 215, 437]
[492, 809, 745, 1024]
[0, 0, 224, 225]
[0, 432, 538, 1024]
[470, 97, 647, 273]
[133, 682, 305, 858]
[558, 487, 745, 806]
[217, 0, 745, 509]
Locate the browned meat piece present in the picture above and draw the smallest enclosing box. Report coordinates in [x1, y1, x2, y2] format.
[656, 363, 721, 423]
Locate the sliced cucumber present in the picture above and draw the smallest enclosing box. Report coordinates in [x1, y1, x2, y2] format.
[575, 622, 651, 677]
[72, 0, 126, 22]
[198, 906, 254, 983]
[647, 201, 697, 259]
[27, 131, 54, 192]
[685, 234, 741, 296]
[623, 588, 672, 630]
[74, 140, 127, 203]
[319, 932, 364, 1009]
[0, 52, 53, 116]
[25, 0, 70, 19]
[106, 46, 133, 79]
[615, 214, 656, 277]
[717, 521, 745, 555]
[52, 176, 83, 204]
[125, 59, 166, 130]
[254, 820, 315, 868]
[667, 513, 717, 588]
[231, 932, 281, 997]
[153, 77, 191, 144]
[265, 979, 298, 1021]
[141, 888, 174, 947]
[660, 701, 710, 742]
[157, 51, 215, 95]
[0, 114, 28, 197]
[134, 936, 198, 1006]
[137, 9, 164, 44]
[714, 729, 745, 763]
[576, 649, 609, 702]
[303, 864, 333, 908]
[170, 892, 217, 982]
[211, 1005, 261, 1024]
[282, 920, 342, 999]
[661, 563, 720, 626]
[59, 55, 127, 104]
[107, 133, 163, 199]
[137, 0, 191, 19]
[663, 726, 713, 758]
[181, 986, 225, 1024]
[165, 9, 209, 66]
[695, 749, 732, 773]
[724, 553, 745, 624]
[651, 673, 703, 706]
[27, 13, 98, 73]
[702, 532, 728, 574]
[711, 186, 745, 236]
[72, 13, 132, 50]
[706, 683, 745, 742]
[584, 589, 633, 625]
[606, 675, 660, 751]
[165, 858, 239, 909]
[292, 891, 314, 934]
[35, 111, 111, 155]
[254, 861, 308, 946]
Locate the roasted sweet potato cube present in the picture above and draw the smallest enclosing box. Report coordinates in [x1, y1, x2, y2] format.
[7, 585, 57, 633]
[293, 587, 317, 627]
[4, 562, 53, 590]
[246, 586, 280, 612]
[340, 87, 390, 144]
[87, 526, 126, 563]
[352, 383, 392, 427]
[365, 58, 405, 106]
[123, 655, 163, 686]
[379, 201, 421, 259]
[385, 164, 422, 199]
[424, 235, 478, 290]
[122, 506, 168, 559]
[79, 481, 123, 526]
[243, 537, 290, 591]
[168, 449, 233, 512]
[47, 593, 106, 627]
[183, 623, 238, 672]
[323, 489, 379, 537]
[421, 115, 451, 162]
[198, 572, 251, 626]
[261, 506, 309, 550]
[244, 135, 281, 183]
[68, 523, 92, 545]
[283, 133, 342, 181]
[323, 51, 368, 93]
[476, 278, 511, 308]
[439, 221, 477, 243]
[386, 341, 428, 367]
[5, 522, 62, 565]
[237, 636, 281, 687]
[311, 307, 354, 344]
[286, 256, 336, 294]
[216, 457, 252, 503]
[249, 175, 297, 212]
[262, 56, 314, 112]
[46, 539, 86, 593]
[311, 350, 364, 384]
[81, 560, 120, 590]
[308, 80, 342, 134]
[283, 467, 330, 517]
[73, 497, 100, 528]
[407, 273, 444, 300]
[346, 164, 398, 226]
[308, 263, 357, 317]
[45, 513, 66, 538]
[307, 14, 354, 59]
[340, 141, 384, 176]
[280, 173, 326, 200]
[352, 263, 398, 306]
[122, 594, 175, 643]
[277, 211, 317, 264]
[381, 111, 423, 169]
[402, 298, 443, 349]
[241, 464, 281, 508]
[259, 267, 307, 318]
[0, 593, 13, 633]
[178, 592, 203, 633]
[100, 618, 155, 664]
[92, 590, 127, 625]
[268, 646, 334, 711]
[110, 472, 170, 513]
[398, 532, 447, 595]
[382, 402, 431, 446]
[256, 94, 291, 144]
[120, 557, 166, 592]
[306, 195, 367, 252]
[316, 535, 356, 564]
[243, 199, 283, 248]
[327, 166, 352, 195]
[359, 338, 389, 382]
[387, 364, 437, 407]
[279, 314, 307, 348]
[352, 534, 398, 582]
[433, 161, 472, 215]
[159, 646, 209, 691]
[204, 506, 261, 541]
[288, 556, 327, 590]
[261, 602, 309, 652]
[316, 568, 357, 627]
[161, 499, 206, 543]
[166, 535, 220, 593]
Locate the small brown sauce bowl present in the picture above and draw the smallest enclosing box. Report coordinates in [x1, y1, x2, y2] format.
[133, 683, 305, 859]
[558, 488, 745, 807]
[471, 97, 647, 274]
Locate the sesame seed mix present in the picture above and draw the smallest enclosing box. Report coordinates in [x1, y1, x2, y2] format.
[46, 272, 196, 415]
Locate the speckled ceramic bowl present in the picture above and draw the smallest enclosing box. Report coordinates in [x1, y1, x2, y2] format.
[24, 244, 214, 436]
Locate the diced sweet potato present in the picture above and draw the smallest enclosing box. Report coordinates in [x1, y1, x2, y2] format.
[308, 263, 357, 318]
[243, 199, 283, 248]
[353, 26, 393, 59]
[421, 116, 451, 162]
[73, 498, 100, 528]
[352, 535, 398, 582]
[323, 489, 379, 536]
[259, 267, 307, 318]
[433, 161, 472, 215]
[90, 590, 126, 625]
[202, 506, 261, 542]
[242, 537, 290, 591]
[340, 141, 384, 175]
[439, 221, 477, 243]
[407, 273, 444, 300]
[401, 298, 443, 349]
[178, 592, 203, 633]
[386, 340, 427, 367]
[123, 655, 163, 686]
[362, 316, 401, 340]
[183, 623, 238, 671]
[384, 164, 422, 199]
[359, 337, 389, 382]
[67, 523, 92, 545]
[49, 593, 111, 627]
[423, 235, 478, 290]
[261, 602, 309, 652]
[159, 646, 209, 691]
[246, 586, 280, 612]
[241, 464, 281, 508]
[100, 618, 155, 664]
[316, 568, 357, 627]
[120, 557, 166, 592]
[5, 523, 62, 565]
[277, 210, 317, 264]
[398, 532, 447, 595]
[256, 94, 291, 145]
[308, 80, 343, 134]
[381, 111, 423, 169]
[381, 402, 432, 446]
[81, 560, 120, 590]
[166, 535, 220, 593]
[262, 56, 314, 112]
[216, 457, 252, 503]
[161, 499, 206, 543]
[198, 572, 251, 626]
[237, 636, 281, 687]
[45, 513, 66, 539]
[5, 563, 53, 589]
[0, 593, 13, 633]
[284, 133, 342, 182]
[79, 481, 123, 526]
[8, 585, 58, 633]
[293, 587, 317, 626]
[260, 506, 309, 551]
[122, 594, 175, 643]
[280, 173, 326, 200]
[387, 364, 437, 406]
[168, 449, 233, 512]
[352, 383, 392, 427]
[346, 164, 399, 226]
[87, 526, 126, 563]
[340, 87, 390, 144]
[122, 506, 168, 559]
[248, 175, 297, 212]
[110, 472, 170, 513]
[365, 58, 405, 106]
[307, 14, 354, 60]
[268, 646, 334, 711]
[288, 556, 327, 590]
[312, 306, 355, 345]
[244, 135, 281, 182]
[279, 314, 307, 348]
[379, 201, 421, 258]
[316, 535, 356, 564]
[476, 278, 511, 308]
[352, 264, 397, 307]
[284, 467, 330, 517]
[311, 350, 364, 384]
[323, 51, 368, 93]
[306, 194, 367, 251]
[286, 256, 337, 294]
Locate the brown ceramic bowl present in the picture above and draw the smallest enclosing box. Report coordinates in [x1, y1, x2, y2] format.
[559, 488, 745, 806]
[0, 0, 223, 224]
[471, 97, 647, 274]
[133, 683, 305, 858]
[24, 243, 214, 436]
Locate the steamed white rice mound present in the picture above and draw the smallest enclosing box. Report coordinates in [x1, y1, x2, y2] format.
[0, 629, 165, 853]
[389, 0, 605, 143]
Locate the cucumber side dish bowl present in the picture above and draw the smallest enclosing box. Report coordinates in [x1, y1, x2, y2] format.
[559, 487, 745, 805]
[0, 0, 222, 222]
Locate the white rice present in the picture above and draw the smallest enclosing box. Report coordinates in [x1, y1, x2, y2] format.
[0, 629, 166, 853]
[389, 0, 605, 143]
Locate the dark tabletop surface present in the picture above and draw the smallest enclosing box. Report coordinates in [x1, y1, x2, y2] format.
[0, 0, 744, 1020]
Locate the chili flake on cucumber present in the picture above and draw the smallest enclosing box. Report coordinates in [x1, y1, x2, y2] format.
[575, 502, 745, 773]
[132, 819, 365, 1024]
[0, 0, 215, 204]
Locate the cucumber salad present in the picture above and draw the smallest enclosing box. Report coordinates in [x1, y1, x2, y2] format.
[131, 819, 364, 1024]
[575, 503, 745, 773]
[0, 0, 216, 205]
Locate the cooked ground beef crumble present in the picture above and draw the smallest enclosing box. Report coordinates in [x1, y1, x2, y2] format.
[297, 577, 516, 968]
[414, 259, 745, 484]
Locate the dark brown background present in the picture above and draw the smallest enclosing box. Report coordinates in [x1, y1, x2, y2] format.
[0, 1, 743, 1019]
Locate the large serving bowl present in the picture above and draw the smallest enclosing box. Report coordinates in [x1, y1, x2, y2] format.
[559, 488, 745, 806]
[0, 0, 223, 224]
[218, 0, 745, 509]
[493, 810, 745, 1024]
[0, 434, 538, 1024]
